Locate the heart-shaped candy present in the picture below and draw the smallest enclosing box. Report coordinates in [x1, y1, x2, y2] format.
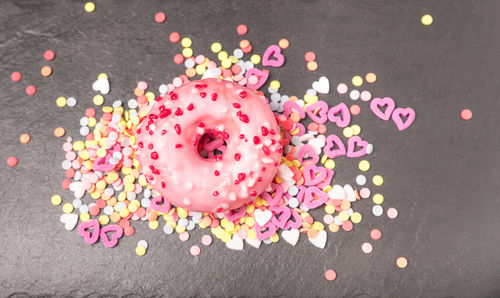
[78, 219, 100, 245]
[284, 209, 303, 229]
[304, 186, 328, 209]
[92, 77, 110, 95]
[297, 144, 319, 164]
[149, 196, 171, 214]
[303, 164, 327, 186]
[308, 229, 327, 249]
[270, 205, 292, 229]
[305, 101, 329, 124]
[255, 221, 278, 241]
[328, 184, 345, 200]
[323, 134, 346, 158]
[370, 97, 395, 121]
[317, 168, 334, 189]
[245, 68, 269, 90]
[312, 76, 330, 94]
[244, 237, 261, 249]
[225, 206, 247, 222]
[100, 224, 123, 248]
[226, 233, 244, 250]
[60, 213, 78, 231]
[327, 103, 351, 128]
[346, 136, 368, 158]
[260, 183, 283, 206]
[392, 107, 416, 131]
[262, 45, 285, 68]
[283, 100, 305, 119]
[254, 209, 273, 227]
[281, 229, 300, 246]
[93, 155, 115, 172]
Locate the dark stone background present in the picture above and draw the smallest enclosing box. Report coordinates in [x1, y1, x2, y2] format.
[1, 0, 499, 297]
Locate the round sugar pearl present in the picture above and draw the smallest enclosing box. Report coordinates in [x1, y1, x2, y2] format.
[361, 242, 373, 254]
[190, 245, 201, 256]
[372, 205, 383, 216]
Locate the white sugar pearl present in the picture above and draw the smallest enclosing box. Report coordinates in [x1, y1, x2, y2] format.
[356, 175, 367, 186]
[349, 90, 360, 100]
[372, 205, 383, 216]
[66, 97, 77, 107]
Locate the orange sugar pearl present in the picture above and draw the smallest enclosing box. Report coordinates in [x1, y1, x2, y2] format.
[278, 38, 289, 49]
[19, 133, 31, 144]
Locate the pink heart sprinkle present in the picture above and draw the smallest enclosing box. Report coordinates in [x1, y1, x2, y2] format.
[78, 219, 100, 245]
[260, 183, 283, 206]
[302, 164, 327, 186]
[305, 100, 329, 124]
[262, 45, 285, 68]
[245, 68, 269, 90]
[317, 168, 335, 189]
[327, 102, 351, 128]
[370, 97, 395, 121]
[224, 206, 247, 222]
[295, 186, 307, 205]
[255, 221, 278, 241]
[284, 209, 303, 229]
[150, 196, 171, 214]
[392, 107, 416, 131]
[346, 136, 368, 158]
[323, 134, 347, 158]
[100, 225, 123, 248]
[304, 186, 329, 209]
[270, 205, 292, 229]
[297, 144, 319, 164]
[92, 156, 115, 172]
[283, 100, 305, 119]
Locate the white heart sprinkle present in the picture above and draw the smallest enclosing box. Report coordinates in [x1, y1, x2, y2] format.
[308, 230, 327, 249]
[92, 77, 110, 95]
[245, 237, 261, 249]
[308, 138, 326, 155]
[312, 76, 330, 94]
[71, 182, 86, 199]
[59, 213, 79, 231]
[226, 234, 244, 250]
[344, 184, 356, 202]
[281, 229, 300, 246]
[328, 185, 345, 200]
[254, 209, 272, 227]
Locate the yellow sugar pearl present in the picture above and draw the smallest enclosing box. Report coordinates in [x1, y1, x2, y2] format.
[79, 150, 90, 160]
[340, 200, 351, 210]
[221, 59, 232, 69]
[102, 106, 113, 113]
[195, 64, 206, 75]
[145, 92, 155, 101]
[51, 195, 62, 206]
[244, 217, 255, 227]
[270, 233, 280, 243]
[93, 94, 104, 106]
[97, 73, 108, 80]
[338, 210, 349, 222]
[181, 37, 192, 48]
[96, 180, 106, 190]
[177, 208, 188, 218]
[372, 193, 384, 205]
[269, 80, 280, 90]
[324, 159, 335, 169]
[80, 212, 90, 222]
[247, 229, 257, 239]
[149, 220, 159, 230]
[182, 47, 193, 58]
[88, 117, 97, 127]
[118, 192, 127, 201]
[312, 221, 325, 231]
[221, 232, 232, 243]
[72, 141, 85, 151]
[211, 42, 222, 53]
[351, 212, 362, 224]
[96, 148, 107, 158]
[352, 75, 363, 87]
[250, 54, 261, 65]
[351, 124, 361, 136]
[359, 160, 370, 172]
[56, 96, 67, 107]
[325, 205, 336, 215]
[135, 245, 147, 256]
[62, 203, 74, 214]
[90, 192, 101, 199]
[421, 14, 433, 26]
[98, 215, 109, 225]
[373, 175, 384, 186]
[84, 2, 95, 13]
[119, 208, 130, 218]
[343, 127, 353, 138]
[124, 184, 135, 192]
[321, 154, 328, 164]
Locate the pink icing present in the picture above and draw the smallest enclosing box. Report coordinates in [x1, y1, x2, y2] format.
[135, 78, 282, 213]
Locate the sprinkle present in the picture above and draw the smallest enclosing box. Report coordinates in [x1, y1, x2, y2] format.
[25, 85, 36, 96]
[179, 231, 190, 242]
[236, 24, 248, 35]
[387, 207, 398, 219]
[11, 71, 22, 82]
[190, 245, 201, 256]
[336, 83, 348, 94]
[19, 133, 31, 144]
[365, 72, 377, 83]
[461, 109, 472, 120]
[43, 50, 55, 61]
[181, 37, 192, 48]
[352, 75, 363, 87]
[278, 39, 289, 49]
[154, 12, 166, 23]
[137, 240, 148, 249]
[372, 193, 384, 205]
[169, 32, 180, 43]
[93, 94, 104, 106]
[54, 127, 66, 138]
[6, 156, 18, 167]
[67, 97, 77, 107]
[306, 61, 318, 71]
[135, 245, 147, 256]
[84, 2, 95, 13]
[358, 160, 370, 171]
[51, 195, 62, 206]
[56, 96, 67, 107]
[304, 51, 316, 62]
[350, 104, 360, 115]
[372, 175, 383, 186]
[41, 66, 53, 77]
[361, 242, 373, 254]
[396, 257, 408, 268]
[421, 14, 433, 26]
[370, 229, 382, 240]
[324, 269, 337, 281]
[201, 234, 213, 246]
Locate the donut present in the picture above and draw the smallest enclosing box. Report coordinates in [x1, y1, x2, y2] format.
[135, 78, 283, 213]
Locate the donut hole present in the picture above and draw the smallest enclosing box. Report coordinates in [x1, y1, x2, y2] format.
[197, 131, 228, 160]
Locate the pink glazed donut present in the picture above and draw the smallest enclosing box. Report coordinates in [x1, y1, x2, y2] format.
[135, 78, 282, 213]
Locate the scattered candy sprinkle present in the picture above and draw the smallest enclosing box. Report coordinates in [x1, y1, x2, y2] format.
[396, 257, 408, 268]
[84, 2, 95, 13]
[43, 50, 55, 61]
[11, 71, 21, 82]
[324, 269, 337, 281]
[41, 66, 53, 77]
[7, 156, 18, 167]
[236, 24, 248, 35]
[190, 245, 201, 256]
[54, 127, 66, 138]
[461, 109, 472, 120]
[25, 85, 36, 96]
[154, 12, 166, 23]
[421, 14, 433, 26]
[19, 133, 31, 144]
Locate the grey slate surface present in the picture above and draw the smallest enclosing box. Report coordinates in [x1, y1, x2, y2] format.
[1, 0, 500, 297]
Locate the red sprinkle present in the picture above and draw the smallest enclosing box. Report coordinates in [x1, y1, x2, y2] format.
[11, 71, 21, 82]
[151, 152, 159, 160]
[236, 24, 248, 35]
[154, 12, 166, 23]
[253, 136, 261, 144]
[25, 85, 36, 96]
[169, 32, 180, 43]
[174, 124, 181, 135]
[43, 50, 55, 61]
[187, 103, 194, 111]
[234, 153, 241, 161]
[6, 156, 18, 167]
